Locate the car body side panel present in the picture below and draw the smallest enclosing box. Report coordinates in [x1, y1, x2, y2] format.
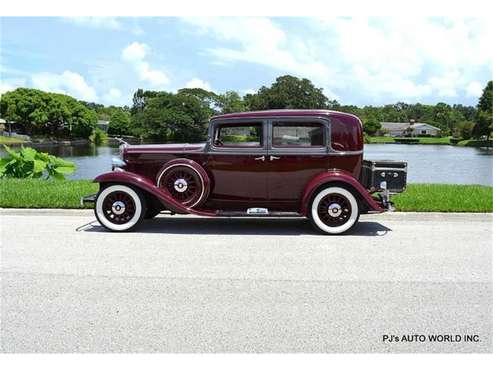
[113, 111, 377, 214]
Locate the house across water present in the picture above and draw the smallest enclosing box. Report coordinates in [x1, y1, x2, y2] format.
[379, 120, 442, 137]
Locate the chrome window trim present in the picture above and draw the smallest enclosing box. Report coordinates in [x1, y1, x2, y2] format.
[206, 115, 364, 156]
[207, 118, 268, 153]
[268, 117, 328, 154]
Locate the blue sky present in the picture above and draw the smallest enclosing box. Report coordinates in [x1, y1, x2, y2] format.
[1, 17, 491, 107]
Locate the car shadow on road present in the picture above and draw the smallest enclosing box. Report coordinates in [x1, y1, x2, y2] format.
[81, 216, 392, 236]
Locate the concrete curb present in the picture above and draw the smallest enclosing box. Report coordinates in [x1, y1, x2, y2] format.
[1, 208, 492, 221]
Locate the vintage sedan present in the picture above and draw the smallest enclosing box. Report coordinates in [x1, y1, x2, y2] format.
[83, 110, 407, 234]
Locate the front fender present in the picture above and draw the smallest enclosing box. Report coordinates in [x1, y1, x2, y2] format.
[300, 170, 384, 215]
[94, 171, 216, 217]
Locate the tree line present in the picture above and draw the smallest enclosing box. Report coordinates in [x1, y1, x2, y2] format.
[1, 76, 491, 142]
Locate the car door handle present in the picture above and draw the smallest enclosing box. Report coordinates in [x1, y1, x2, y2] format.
[254, 156, 265, 161]
[269, 156, 281, 161]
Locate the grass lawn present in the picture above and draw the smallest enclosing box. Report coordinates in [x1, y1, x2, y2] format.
[456, 139, 493, 147]
[0, 136, 28, 144]
[367, 136, 452, 145]
[0, 179, 98, 209]
[392, 183, 493, 212]
[1, 179, 492, 212]
[366, 136, 395, 143]
[415, 136, 452, 144]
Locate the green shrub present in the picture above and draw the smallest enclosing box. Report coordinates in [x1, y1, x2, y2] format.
[0, 145, 76, 180]
[89, 128, 108, 145]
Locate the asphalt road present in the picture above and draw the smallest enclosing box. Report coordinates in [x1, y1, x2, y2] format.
[1, 209, 492, 353]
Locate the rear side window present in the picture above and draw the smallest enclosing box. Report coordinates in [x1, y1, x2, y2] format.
[272, 121, 325, 147]
[214, 122, 263, 147]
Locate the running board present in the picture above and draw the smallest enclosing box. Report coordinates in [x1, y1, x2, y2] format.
[217, 210, 302, 217]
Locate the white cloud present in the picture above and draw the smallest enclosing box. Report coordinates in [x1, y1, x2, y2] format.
[466, 81, 484, 98]
[242, 88, 256, 95]
[0, 78, 26, 95]
[122, 42, 148, 62]
[102, 88, 123, 105]
[31, 70, 97, 101]
[183, 17, 340, 99]
[428, 71, 462, 97]
[64, 17, 122, 30]
[122, 42, 169, 88]
[183, 17, 493, 103]
[185, 78, 212, 91]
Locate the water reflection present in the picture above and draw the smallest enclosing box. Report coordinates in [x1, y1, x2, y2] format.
[364, 144, 493, 186]
[1, 143, 492, 185]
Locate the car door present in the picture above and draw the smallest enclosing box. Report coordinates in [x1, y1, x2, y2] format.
[266, 118, 330, 206]
[205, 120, 269, 206]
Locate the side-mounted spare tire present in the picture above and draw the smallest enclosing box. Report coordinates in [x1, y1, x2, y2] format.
[156, 159, 210, 209]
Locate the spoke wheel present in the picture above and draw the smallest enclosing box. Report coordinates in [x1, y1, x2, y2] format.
[310, 186, 359, 235]
[95, 185, 145, 232]
[159, 166, 203, 207]
[102, 191, 136, 224]
[317, 193, 352, 227]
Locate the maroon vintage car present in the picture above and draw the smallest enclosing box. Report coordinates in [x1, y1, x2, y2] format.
[83, 110, 407, 234]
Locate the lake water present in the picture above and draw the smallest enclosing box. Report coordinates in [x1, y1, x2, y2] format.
[1, 143, 492, 186]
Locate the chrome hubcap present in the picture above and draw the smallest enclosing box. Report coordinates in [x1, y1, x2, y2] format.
[328, 203, 342, 217]
[111, 200, 126, 215]
[173, 178, 188, 193]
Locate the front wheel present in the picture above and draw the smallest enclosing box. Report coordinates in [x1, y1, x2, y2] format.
[309, 186, 360, 235]
[95, 184, 146, 232]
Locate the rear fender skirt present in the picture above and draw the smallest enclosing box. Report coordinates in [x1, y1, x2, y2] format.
[300, 170, 384, 215]
[94, 171, 216, 217]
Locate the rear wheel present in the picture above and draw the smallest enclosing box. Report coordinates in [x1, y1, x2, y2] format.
[95, 184, 146, 232]
[309, 186, 360, 235]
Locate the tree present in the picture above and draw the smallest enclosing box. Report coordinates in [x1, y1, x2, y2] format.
[130, 88, 159, 115]
[216, 91, 246, 114]
[0, 88, 97, 138]
[363, 117, 382, 136]
[457, 121, 475, 140]
[177, 88, 219, 117]
[108, 110, 131, 136]
[472, 81, 493, 139]
[244, 75, 329, 110]
[131, 91, 209, 143]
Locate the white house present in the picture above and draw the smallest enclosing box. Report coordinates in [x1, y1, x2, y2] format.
[379, 121, 442, 137]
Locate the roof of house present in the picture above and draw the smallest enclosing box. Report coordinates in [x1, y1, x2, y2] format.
[380, 122, 441, 131]
[411, 123, 441, 130]
[380, 122, 410, 130]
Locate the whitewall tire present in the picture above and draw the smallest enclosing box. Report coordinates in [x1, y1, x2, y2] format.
[309, 186, 360, 235]
[95, 184, 146, 232]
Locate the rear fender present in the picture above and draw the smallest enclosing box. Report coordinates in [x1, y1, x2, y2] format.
[300, 170, 384, 215]
[94, 171, 216, 217]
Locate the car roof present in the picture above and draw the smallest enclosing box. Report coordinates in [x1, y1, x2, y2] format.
[210, 109, 359, 121]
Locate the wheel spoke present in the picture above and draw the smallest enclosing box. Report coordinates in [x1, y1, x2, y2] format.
[160, 166, 203, 206]
[101, 191, 136, 225]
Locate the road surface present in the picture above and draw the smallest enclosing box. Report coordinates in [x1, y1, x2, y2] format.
[1, 209, 492, 352]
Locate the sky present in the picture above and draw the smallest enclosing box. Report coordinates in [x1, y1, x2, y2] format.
[0, 17, 491, 107]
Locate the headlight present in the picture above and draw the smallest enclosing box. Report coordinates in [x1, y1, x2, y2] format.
[112, 157, 126, 172]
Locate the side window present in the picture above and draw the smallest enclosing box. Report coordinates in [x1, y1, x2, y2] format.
[272, 121, 325, 147]
[214, 122, 263, 147]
